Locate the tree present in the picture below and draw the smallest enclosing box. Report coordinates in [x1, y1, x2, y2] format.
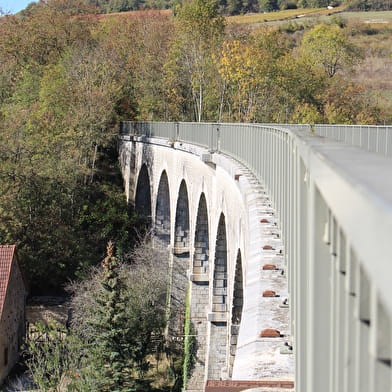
[216, 39, 274, 122]
[25, 322, 89, 391]
[271, 53, 326, 122]
[259, 0, 278, 12]
[26, 240, 171, 391]
[300, 24, 361, 78]
[84, 242, 136, 390]
[68, 240, 170, 390]
[165, 0, 225, 121]
[321, 78, 380, 124]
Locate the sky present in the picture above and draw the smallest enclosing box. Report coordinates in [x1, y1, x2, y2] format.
[0, 0, 37, 14]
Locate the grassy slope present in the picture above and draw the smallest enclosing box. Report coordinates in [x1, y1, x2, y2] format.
[229, 8, 392, 123]
[348, 18, 392, 122]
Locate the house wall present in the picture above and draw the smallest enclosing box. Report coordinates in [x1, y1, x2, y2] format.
[0, 258, 26, 384]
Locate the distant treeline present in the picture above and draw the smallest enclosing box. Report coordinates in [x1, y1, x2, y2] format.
[18, 0, 392, 16]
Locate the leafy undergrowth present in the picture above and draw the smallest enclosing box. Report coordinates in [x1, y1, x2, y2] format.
[144, 354, 181, 391]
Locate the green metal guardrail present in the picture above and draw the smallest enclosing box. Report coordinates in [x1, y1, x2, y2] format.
[314, 124, 392, 157]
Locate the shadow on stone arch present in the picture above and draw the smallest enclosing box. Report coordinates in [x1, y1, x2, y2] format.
[167, 179, 190, 348]
[135, 164, 152, 225]
[208, 213, 229, 380]
[212, 213, 227, 313]
[229, 249, 243, 377]
[173, 180, 190, 257]
[193, 193, 209, 278]
[155, 170, 170, 245]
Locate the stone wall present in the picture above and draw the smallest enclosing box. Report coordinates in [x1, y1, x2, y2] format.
[192, 194, 209, 277]
[208, 322, 228, 379]
[187, 281, 209, 391]
[229, 251, 243, 377]
[0, 259, 27, 385]
[120, 136, 293, 390]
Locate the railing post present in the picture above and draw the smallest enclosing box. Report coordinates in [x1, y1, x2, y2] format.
[175, 121, 179, 141]
[209, 123, 214, 152]
[216, 124, 221, 153]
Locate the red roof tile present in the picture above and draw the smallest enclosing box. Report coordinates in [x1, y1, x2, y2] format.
[0, 245, 17, 318]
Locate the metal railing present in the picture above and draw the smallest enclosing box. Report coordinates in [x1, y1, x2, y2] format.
[314, 124, 392, 157]
[121, 121, 392, 392]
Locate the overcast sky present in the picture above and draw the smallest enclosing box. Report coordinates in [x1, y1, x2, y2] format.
[0, 0, 37, 14]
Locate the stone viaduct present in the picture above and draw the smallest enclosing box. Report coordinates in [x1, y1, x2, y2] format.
[119, 122, 392, 392]
[119, 131, 293, 391]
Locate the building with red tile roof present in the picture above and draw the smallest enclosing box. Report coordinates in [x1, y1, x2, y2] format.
[0, 245, 28, 385]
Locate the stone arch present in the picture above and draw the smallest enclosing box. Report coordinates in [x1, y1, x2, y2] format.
[174, 180, 190, 255]
[193, 193, 209, 279]
[212, 213, 227, 313]
[229, 249, 244, 377]
[168, 179, 190, 347]
[155, 170, 170, 244]
[135, 164, 151, 219]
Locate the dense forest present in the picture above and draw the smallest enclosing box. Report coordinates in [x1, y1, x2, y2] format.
[0, 0, 390, 292]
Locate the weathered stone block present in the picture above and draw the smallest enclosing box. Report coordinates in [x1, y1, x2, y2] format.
[260, 328, 282, 337]
[263, 289, 277, 297]
[212, 303, 227, 312]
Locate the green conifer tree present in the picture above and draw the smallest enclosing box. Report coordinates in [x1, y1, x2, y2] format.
[87, 242, 136, 391]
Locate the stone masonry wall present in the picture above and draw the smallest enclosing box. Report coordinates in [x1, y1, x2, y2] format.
[174, 181, 190, 255]
[192, 195, 209, 277]
[155, 171, 171, 244]
[120, 136, 293, 390]
[168, 254, 189, 343]
[212, 215, 227, 313]
[0, 260, 26, 385]
[187, 281, 209, 391]
[229, 251, 243, 377]
[208, 321, 228, 380]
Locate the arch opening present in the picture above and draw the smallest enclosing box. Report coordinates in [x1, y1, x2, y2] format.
[167, 179, 190, 345]
[229, 249, 244, 377]
[155, 171, 171, 245]
[212, 213, 227, 313]
[135, 164, 152, 220]
[193, 193, 209, 278]
[174, 180, 190, 256]
[208, 213, 229, 380]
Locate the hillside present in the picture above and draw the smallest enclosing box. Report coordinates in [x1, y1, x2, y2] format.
[0, 0, 391, 293]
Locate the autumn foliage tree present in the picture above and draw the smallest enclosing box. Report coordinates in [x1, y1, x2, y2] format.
[0, 2, 142, 291]
[217, 40, 274, 122]
[300, 24, 362, 78]
[165, 0, 225, 121]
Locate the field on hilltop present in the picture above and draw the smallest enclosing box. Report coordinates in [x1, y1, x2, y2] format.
[227, 6, 345, 24]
